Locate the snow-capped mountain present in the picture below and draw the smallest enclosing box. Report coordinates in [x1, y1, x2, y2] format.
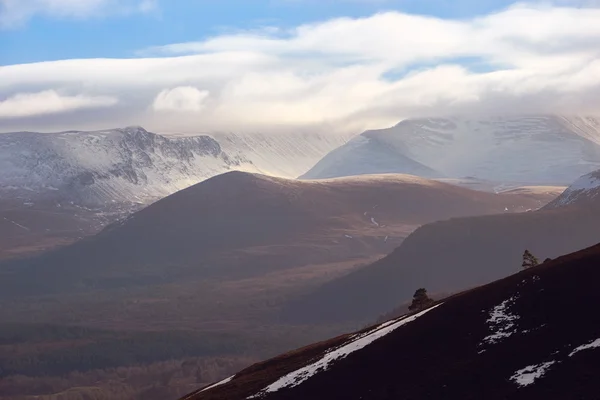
[300, 135, 442, 180]
[185, 243, 600, 400]
[544, 169, 600, 208]
[213, 131, 354, 179]
[302, 115, 600, 185]
[0, 127, 352, 206]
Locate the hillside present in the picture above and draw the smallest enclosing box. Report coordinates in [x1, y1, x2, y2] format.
[0, 199, 138, 260]
[284, 177, 600, 324]
[0, 127, 352, 260]
[0, 171, 554, 298]
[184, 243, 600, 400]
[302, 115, 600, 184]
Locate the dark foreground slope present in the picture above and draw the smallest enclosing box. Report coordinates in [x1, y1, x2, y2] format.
[0, 171, 551, 298]
[185, 244, 600, 400]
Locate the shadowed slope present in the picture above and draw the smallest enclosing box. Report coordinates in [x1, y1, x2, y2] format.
[185, 243, 600, 400]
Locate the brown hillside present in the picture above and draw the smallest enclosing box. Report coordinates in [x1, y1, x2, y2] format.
[0, 199, 132, 260]
[0, 171, 555, 297]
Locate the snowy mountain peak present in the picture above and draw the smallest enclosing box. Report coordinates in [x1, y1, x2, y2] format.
[0, 127, 237, 206]
[0, 127, 352, 207]
[303, 115, 600, 185]
[544, 170, 600, 208]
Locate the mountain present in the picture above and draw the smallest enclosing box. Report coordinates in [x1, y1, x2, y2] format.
[0, 127, 352, 207]
[0, 127, 352, 259]
[0, 172, 558, 298]
[212, 131, 355, 179]
[183, 243, 600, 400]
[284, 172, 600, 324]
[544, 169, 600, 208]
[300, 135, 442, 180]
[302, 115, 600, 185]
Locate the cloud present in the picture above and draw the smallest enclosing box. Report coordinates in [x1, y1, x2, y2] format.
[0, 0, 157, 28]
[1, 3, 600, 133]
[153, 87, 210, 112]
[0, 90, 118, 118]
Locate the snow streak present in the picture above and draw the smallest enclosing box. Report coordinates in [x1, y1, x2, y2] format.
[569, 338, 600, 357]
[248, 304, 443, 398]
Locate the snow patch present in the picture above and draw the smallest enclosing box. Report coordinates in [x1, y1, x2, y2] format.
[569, 338, 600, 357]
[480, 296, 520, 346]
[248, 304, 442, 398]
[199, 375, 235, 393]
[510, 361, 556, 387]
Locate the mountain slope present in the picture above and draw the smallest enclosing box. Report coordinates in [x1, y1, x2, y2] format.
[0, 172, 557, 298]
[544, 169, 600, 208]
[213, 131, 354, 179]
[0, 127, 352, 260]
[0, 199, 137, 260]
[303, 115, 600, 184]
[283, 176, 600, 323]
[0, 127, 352, 207]
[184, 243, 600, 400]
[0, 127, 234, 206]
[300, 135, 442, 180]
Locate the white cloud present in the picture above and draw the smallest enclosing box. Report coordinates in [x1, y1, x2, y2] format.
[1, 3, 600, 133]
[152, 87, 210, 112]
[0, 0, 157, 28]
[0, 90, 118, 118]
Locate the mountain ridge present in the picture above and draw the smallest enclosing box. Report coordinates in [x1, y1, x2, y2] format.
[544, 169, 600, 209]
[0, 126, 353, 207]
[303, 115, 600, 184]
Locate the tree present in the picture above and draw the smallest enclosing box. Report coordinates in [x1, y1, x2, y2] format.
[408, 288, 434, 312]
[522, 250, 539, 269]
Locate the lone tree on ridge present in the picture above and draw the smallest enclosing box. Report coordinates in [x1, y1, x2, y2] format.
[522, 249, 539, 269]
[409, 288, 434, 312]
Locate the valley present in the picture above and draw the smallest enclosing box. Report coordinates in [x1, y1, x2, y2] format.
[0, 116, 597, 400]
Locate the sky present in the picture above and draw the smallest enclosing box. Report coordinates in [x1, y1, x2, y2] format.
[1, 0, 600, 134]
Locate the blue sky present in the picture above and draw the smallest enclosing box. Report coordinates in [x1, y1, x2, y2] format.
[1, 0, 599, 134]
[1, 0, 515, 65]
